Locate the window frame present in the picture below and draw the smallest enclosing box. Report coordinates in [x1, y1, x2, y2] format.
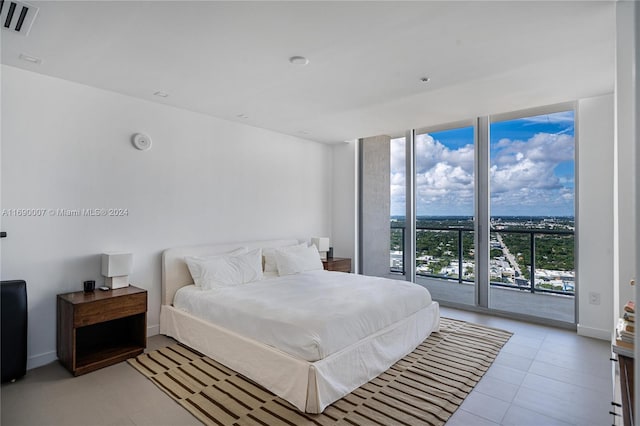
[387, 102, 579, 325]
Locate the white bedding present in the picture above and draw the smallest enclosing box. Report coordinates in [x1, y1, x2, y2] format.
[173, 269, 432, 361]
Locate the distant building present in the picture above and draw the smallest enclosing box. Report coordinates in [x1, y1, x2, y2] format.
[390, 251, 403, 270]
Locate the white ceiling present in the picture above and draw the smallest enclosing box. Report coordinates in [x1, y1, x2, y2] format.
[1, 1, 616, 144]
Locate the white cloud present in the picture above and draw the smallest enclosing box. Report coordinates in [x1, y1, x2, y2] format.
[390, 130, 575, 216]
[491, 132, 574, 194]
[414, 134, 475, 215]
[390, 138, 406, 175]
[490, 132, 574, 215]
[520, 111, 574, 125]
[390, 138, 407, 215]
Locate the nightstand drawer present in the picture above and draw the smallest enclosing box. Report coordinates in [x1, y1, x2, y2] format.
[323, 257, 352, 273]
[74, 292, 146, 327]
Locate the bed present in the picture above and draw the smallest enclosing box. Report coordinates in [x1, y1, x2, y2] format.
[160, 239, 440, 413]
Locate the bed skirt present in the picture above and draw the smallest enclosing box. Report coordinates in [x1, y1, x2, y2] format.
[160, 302, 440, 413]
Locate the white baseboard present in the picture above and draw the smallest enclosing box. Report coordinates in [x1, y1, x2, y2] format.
[577, 324, 611, 340]
[27, 350, 57, 370]
[148, 324, 160, 337]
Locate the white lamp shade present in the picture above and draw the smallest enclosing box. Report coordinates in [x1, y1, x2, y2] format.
[311, 237, 330, 252]
[101, 252, 133, 277]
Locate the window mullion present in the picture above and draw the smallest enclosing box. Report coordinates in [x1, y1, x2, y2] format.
[405, 129, 416, 283]
[476, 116, 490, 308]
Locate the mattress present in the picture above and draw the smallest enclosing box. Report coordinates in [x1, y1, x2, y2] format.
[173, 270, 433, 361]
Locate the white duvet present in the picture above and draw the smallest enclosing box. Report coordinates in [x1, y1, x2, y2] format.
[173, 270, 432, 361]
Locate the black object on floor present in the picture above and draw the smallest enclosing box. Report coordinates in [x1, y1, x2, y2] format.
[1, 280, 28, 383]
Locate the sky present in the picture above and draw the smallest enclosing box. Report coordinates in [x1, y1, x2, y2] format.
[390, 110, 575, 217]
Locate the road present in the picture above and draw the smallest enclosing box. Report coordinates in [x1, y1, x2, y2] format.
[495, 233, 523, 276]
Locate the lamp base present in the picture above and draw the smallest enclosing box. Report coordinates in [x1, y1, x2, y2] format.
[105, 276, 129, 289]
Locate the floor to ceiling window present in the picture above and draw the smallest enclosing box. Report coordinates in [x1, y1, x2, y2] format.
[412, 125, 476, 306]
[488, 110, 576, 323]
[390, 136, 407, 276]
[379, 104, 576, 324]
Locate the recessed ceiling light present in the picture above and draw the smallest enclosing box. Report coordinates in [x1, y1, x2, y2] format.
[19, 53, 41, 64]
[237, 113, 249, 119]
[153, 91, 169, 98]
[289, 56, 309, 66]
[420, 77, 431, 83]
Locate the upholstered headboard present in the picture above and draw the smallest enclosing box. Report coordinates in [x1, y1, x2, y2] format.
[161, 239, 299, 306]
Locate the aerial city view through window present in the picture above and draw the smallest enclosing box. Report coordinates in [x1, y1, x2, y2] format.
[390, 111, 575, 294]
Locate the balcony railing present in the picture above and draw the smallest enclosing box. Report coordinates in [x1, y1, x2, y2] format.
[390, 225, 575, 296]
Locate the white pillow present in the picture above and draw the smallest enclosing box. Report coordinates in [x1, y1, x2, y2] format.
[275, 244, 323, 276]
[263, 243, 307, 273]
[185, 248, 263, 289]
[185, 247, 247, 287]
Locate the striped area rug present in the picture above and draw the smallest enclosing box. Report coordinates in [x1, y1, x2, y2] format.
[128, 318, 512, 426]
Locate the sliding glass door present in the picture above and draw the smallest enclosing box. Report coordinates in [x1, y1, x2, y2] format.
[390, 137, 407, 278]
[389, 125, 477, 308]
[488, 110, 576, 323]
[380, 104, 576, 324]
[412, 124, 476, 306]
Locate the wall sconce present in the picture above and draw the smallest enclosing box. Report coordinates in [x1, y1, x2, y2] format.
[311, 237, 330, 261]
[101, 252, 133, 289]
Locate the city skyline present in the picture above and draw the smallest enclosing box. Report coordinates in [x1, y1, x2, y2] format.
[390, 111, 575, 217]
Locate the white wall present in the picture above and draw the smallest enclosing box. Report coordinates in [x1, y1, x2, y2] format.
[1, 65, 333, 369]
[576, 94, 615, 339]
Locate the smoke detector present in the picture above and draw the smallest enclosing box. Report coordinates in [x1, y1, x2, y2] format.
[1, 1, 39, 36]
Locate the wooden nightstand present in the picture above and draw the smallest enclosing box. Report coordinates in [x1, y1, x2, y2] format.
[57, 286, 147, 376]
[322, 257, 352, 273]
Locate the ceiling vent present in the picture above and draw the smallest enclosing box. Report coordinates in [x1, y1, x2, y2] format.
[0, 0, 38, 36]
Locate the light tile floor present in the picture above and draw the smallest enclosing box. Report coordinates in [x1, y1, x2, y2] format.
[0, 335, 200, 426]
[440, 307, 613, 426]
[0, 307, 614, 425]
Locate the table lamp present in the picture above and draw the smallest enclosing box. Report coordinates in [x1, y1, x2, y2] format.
[101, 252, 133, 289]
[311, 237, 330, 260]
